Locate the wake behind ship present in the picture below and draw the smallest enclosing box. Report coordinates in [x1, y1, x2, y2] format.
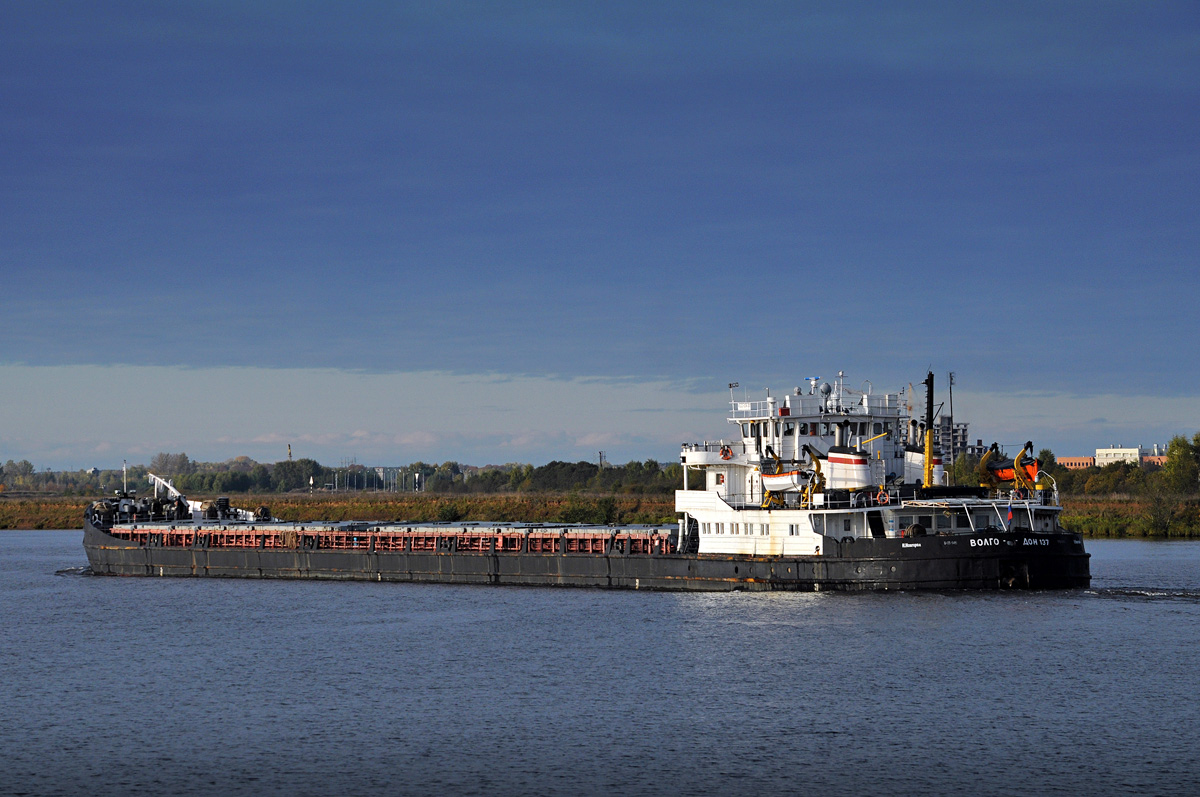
[83, 371, 1090, 591]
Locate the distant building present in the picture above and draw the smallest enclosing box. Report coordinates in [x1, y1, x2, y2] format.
[1060, 445, 1168, 469]
[1095, 446, 1142, 467]
[965, 438, 989, 459]
[933, 417, 970, 462]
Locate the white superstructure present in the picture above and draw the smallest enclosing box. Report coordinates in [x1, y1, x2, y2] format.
[675, 372, 1062, 556]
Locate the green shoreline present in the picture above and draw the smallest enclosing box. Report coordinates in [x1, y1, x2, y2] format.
[4, 494, 1198, 537]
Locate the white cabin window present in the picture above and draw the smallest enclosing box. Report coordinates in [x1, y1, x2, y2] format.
[717, 523, 725, 535]
[761, 523, 769, 536]
[788, 524, 798, 536]
[741, 423, 750, 437]
[732, 523, 739, 535]
[784, 423, 795, 436]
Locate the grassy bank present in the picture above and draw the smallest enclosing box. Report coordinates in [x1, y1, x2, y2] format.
[263, 493, 676, 525]
[1061, 496, 1200, 538]
[4, 493, 1198, 538]
[0, 497, 90, 530]
[0, 493, 676, 530]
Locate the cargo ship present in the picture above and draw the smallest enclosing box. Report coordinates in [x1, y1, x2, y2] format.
[82, 372, 1090, 591]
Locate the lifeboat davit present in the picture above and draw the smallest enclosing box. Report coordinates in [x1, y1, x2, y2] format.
[978, 442, 1039, 486]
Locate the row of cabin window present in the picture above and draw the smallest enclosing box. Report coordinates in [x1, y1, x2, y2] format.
[895, 513, 1055, 531]
[741, 421, 892, 439]
[809, 516, 855, 534]
[898, 514, 974, 530]
[809, 513, 1013, 534]
[700, 523, 805, 536]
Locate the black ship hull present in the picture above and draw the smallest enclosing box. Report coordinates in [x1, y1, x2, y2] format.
[83, 520, 1090, 592]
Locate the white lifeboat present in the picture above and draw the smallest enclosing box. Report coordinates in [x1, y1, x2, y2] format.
[760, 470, 813, 492]
[826, 446, 872, 490]
[903, 445, 947, 486]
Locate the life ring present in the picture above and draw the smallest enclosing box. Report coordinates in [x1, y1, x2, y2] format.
[719, 446, 733, 460]
[876, 488, 889, 505]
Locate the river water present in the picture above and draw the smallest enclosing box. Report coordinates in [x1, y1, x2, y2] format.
[2, 531, 1199, 796]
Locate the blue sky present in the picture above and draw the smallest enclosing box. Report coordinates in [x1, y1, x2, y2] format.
[2, 2, 1198, 469]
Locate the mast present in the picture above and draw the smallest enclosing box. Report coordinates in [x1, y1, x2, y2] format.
[948, 371, 955, 484]
[923, 371, 935, 488]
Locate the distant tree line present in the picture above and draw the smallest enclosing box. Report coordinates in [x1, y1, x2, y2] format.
[0, 453, 692, 497]
[1, 459, 137, 495]
[423, 459, 686, 495]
